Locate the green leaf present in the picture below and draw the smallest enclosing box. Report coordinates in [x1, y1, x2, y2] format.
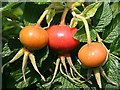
[52, 75, 82, 88]
[94, 2, 112, 32]
[110, 35, 120, 56]
[2, 43, 13, 57]
[34, 46, 49, 67]
[103, 54, 119, 89]
[81, 2, 102, 19]
[12, 7, 23, 17]
[2, 18, 15, 32]
[2, 9, 19, 20]
[0, 2, 22, 12]
[7, 61, 44, 89]
[10, 67, 38, 89]
[110, 2, 120, 18]
[46, 8, 55, 27]
[30, 0, 50, 5]
[23, 2, 49, 23]
[102, 13, 120, 43]
[74, 27, 97, 42]
[51, 72, 91, 89]
[30, 0, 51, 2]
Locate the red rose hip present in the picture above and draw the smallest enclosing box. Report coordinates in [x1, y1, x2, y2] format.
[47, 25, 79, 56]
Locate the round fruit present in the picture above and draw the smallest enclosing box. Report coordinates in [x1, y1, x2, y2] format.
[78, 42, 107, 67]
[47, 25, 79, 56]
[19, 25, 48, 50]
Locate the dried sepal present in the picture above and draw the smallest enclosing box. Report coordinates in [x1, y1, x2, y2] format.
[60, 56, 68, 74]
[1, 48, 24, 73]
[22, 51, 29, 82]
[29, 53, 45, 81]
[66, 56, 85, 79]
[60, 63, 79, 84]
[43, 58, 60, 87]
[100, 67, 118, 86]
[93, 67, 102, 89]
[49, 58, 60, 83]
[70, 67, 75, 78]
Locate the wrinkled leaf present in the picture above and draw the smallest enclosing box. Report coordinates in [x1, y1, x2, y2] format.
[110, 2, 120, 18]
[2, 43, 13, 57]
[9, 65, 41, 89]
[74, 27, 97, 42]
[102, 13, 120, 43]
[81, 2, 102, 19]
[94, 2, 112, 32]
[103, 54, 119, 89]
[52, 75, 89, 89]
[10, 67, 37, 89]
[110, 35, 120, 56]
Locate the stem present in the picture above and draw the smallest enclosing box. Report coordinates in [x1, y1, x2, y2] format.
[97, 33, 102, 43]
[60, 7, 69, 25]
[36, 9, 49, 27]
[71, 11, 91, 44]
[60, 2, 74, 25]
[36, 4, 55, 27]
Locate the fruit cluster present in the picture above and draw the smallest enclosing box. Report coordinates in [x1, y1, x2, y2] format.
[2, 2, 118, 89]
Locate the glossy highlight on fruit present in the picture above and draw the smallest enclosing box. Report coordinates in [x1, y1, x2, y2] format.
[19, 25, 48, 50]
[78, 42, 107, 67]
[47, 25, 79, 56]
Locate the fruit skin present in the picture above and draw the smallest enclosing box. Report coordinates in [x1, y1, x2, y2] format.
[47, 25, 80, 56]
[19, 25, 48, 50]
[78, 42, 107, 67]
